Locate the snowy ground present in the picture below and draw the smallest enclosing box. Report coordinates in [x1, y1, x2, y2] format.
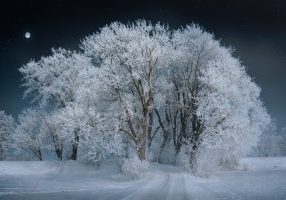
[0, 157, 286, 200]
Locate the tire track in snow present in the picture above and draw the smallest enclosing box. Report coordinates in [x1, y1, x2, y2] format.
[118, 172, 171, 200]
[165, 173, 189, 200]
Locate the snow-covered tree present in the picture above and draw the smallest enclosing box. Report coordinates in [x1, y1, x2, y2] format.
[19, 48, 92, 107]
[254, 119, 280, 157]
[196, 48, 270, 170]
[19, 48, 95, 160]
[152, 24, 270, 170]
[81, 21, 171, 160]
[154, 25, 223, 163]
[19, 47, 122, 162]
[14, 108, 45, 160]
[0, 111, 14, 160]
[50, 103, 123, 162]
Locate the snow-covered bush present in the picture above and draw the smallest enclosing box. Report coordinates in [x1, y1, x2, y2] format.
[121, 156, 150, 178]
[83, 132, 123, 164]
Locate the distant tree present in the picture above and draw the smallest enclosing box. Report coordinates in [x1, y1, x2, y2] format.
[278, 125, 286, 156]
[0, 111, 14, 160]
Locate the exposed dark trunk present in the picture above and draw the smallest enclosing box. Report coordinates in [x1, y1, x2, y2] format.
[123, 136, 130, 159]
[31, 146, 43, 161]
[37, 148, 43, 161]
[55, 147, 63, 161]
[70, 130, 79, 160]
[70, 145, 78, 160]
[0, 148, 4, 161]
[49, 129, 63, 160]
[147, 110, 154, 149]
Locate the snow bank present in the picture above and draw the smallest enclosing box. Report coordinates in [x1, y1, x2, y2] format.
[0, 161, 102, 176]
[121, 157, 150, 178]
[0, 161, 59, 175]
[1, 157, 286, 178]
[238, 157, 286, 171]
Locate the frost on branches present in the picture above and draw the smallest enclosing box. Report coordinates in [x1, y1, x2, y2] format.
[16, 20, 270, 172]
[19, 48, 122, 162]
[81, 21, 171, 160]
[0, 111, 14, 160]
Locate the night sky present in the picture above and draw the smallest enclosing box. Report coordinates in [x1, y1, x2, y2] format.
[0, 0, 286, 127]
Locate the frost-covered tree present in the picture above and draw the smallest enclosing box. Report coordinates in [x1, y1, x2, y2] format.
[153, 24, 270, 169]
[81, 21, 171, 160]
[0, 111, 14, 160]
[50, 103, 123, 162]
[154, 25, 222, 162]
[255, 120, 281, 157]
[19, 48, 95, 160]
[15, 108, 45, 160]
[19, 47, 121, 162]
[196, 49, 270, 170]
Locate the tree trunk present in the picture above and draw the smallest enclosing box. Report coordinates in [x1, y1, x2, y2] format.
[50, 133, 63, 160]
[147, 110, 154, 149]
[137, 119, 148, 161]
[0, 149, 4, 161]
[70, 143, 78, 160]
[70, 131, 79, 160]
[55, 147, 63, 161]
[123, 136, 130, 159]
[189, 143, 199, 170]
[175, 134, 183, 156]
[37, 148, 43, 161]
[137, 143, 146, 160]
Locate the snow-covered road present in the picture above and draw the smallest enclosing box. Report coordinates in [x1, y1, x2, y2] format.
[0, 160, 286, 200]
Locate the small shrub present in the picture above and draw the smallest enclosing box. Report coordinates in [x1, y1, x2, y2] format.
[121, 156, 150, 178]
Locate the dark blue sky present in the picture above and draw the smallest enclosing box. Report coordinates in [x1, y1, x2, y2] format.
[0, 0, 286, 127]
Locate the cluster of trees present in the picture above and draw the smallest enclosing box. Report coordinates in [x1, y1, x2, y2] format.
[253, 119, 286, 157]
[0, 21, 271, 171]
